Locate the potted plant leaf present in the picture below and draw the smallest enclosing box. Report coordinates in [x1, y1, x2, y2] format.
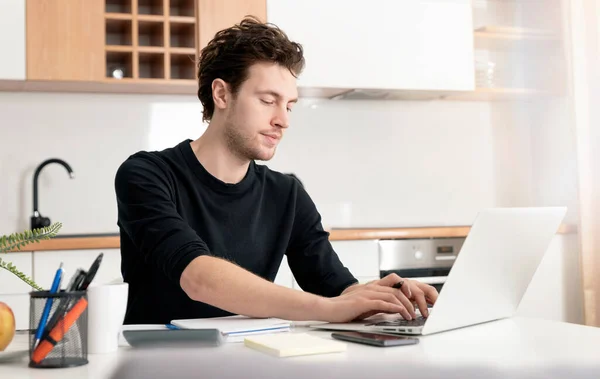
[0, 222, 62, 351]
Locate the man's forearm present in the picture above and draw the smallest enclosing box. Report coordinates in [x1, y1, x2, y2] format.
[179, 255, 327, 321]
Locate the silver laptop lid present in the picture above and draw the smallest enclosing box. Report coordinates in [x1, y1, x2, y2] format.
[421, 207, 567, 335]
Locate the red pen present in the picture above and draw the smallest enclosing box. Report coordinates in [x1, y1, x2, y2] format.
[31, 298, 88, 364]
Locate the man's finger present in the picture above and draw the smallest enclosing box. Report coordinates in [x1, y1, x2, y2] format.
[378, 274, 413, 298]
[421, 284, 439, 305]
[400, 280, 412, 299]
[377, 273, 403, 287]
[413, 290, 429, 317]
[366, 290, 412, 320]
[369, 285, 416, 318]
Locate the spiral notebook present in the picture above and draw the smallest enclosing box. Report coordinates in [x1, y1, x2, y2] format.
[170, 315, 291, 342]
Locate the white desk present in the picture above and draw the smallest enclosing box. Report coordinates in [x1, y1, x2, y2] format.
[2, 317, 599, 379]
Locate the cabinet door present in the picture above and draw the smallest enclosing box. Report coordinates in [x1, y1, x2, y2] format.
[0, 252, 33, 294]
[0, 294, 30, 330]
[33, 249, 122, 290]
[332, 240, 380, 279]
[197, 0, 267, 49]
[0, 0, 26, 80]
[267, 0, 474, 91]
[26, 0, 104, 81]
[291, 240, 380, 291]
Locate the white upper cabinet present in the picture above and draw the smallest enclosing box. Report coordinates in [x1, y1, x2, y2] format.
[0, 0, 26, 80]
[267, 0, 475, 93]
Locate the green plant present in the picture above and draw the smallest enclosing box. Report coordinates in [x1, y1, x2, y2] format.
[0, 222, 63, 291]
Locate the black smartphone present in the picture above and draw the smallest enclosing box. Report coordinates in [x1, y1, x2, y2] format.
[331, 331, 419, 347]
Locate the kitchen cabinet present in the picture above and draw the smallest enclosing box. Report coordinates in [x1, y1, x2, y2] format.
[33, 249, 122, 289]
[197, 0, 266, 50]
[0, 252, 33, 331]
[0, 0, 26, 80]
[291, 240, 380, 291]
[0, 252, 33, 295]
[267, 0, 475, 94]
[0, 294, 30, 330]
[26, 0, 105, 81]
[21, 0, 265, 91]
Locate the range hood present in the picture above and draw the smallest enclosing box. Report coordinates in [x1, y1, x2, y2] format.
[298, 87, 467, 101]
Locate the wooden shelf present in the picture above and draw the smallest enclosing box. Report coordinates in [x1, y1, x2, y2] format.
[169, 16, 196, 24]
[105, 13, 132, 20]
[106, 45, 133, 52]
[138, 46, 166, 53]
[0, 79, 197, 95]
[137, 14, 166, 22]
[474, 26, 561, 50]
[445, 88, 559, 101]
[170, 47, 196, 55]
[104, 0, 197, 81]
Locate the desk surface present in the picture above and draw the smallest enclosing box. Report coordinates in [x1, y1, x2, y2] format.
[2, 317, 599, 379]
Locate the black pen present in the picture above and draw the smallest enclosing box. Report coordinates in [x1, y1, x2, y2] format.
[78, 252, 103, 291]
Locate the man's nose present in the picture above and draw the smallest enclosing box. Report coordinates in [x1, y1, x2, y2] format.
[273, 106, 290, 129]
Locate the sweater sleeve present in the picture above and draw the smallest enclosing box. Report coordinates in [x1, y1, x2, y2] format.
[286, 184, 358, 297]
[114, 155, 210, 284]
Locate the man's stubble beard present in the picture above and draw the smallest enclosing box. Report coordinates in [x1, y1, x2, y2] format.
[223, 117, 276, 162]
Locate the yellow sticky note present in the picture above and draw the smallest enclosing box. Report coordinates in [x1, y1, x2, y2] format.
[244, 333, 347, 358]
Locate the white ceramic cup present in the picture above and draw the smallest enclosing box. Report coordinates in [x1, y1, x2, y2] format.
[87, 282, 128, 354]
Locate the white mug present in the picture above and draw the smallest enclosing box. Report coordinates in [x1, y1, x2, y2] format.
[87, 282, 128, 354]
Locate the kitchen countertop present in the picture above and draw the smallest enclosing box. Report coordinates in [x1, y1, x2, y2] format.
[7, 224, 577, 252]
[2, 317, 599, 379]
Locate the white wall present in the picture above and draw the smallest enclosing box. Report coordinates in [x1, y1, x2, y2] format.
[0, 91, 584, 324]
[517, 234, 584, 324]
[0, 92, 500, 234]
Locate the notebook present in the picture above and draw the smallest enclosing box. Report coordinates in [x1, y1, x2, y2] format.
[244, 333, 347, 357]
[170, 315, 291, 342]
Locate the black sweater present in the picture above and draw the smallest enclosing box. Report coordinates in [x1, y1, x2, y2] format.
[114, 139, 358, 324]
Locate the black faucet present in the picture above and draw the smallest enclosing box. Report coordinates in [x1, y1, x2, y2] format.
[31, 158, 75, 230]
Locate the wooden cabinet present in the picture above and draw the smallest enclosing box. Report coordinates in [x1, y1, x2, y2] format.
[33, 249, 122, 289]
[267, 0, 475, 93]
[291, 240, 380, 291]
[21, 0, 265, 91]
[0, 0, 26, 80]
[26, 0, 105, 81]
[197, 0, 266, 49]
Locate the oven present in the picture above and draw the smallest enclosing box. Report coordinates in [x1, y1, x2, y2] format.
[378, 238, 465, 293]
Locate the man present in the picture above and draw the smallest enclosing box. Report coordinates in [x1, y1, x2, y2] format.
[115, 17, 438, 325]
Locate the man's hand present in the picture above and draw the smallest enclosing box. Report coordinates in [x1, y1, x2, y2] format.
[339, 274, 439, 320]
[316, 285, 411, 323]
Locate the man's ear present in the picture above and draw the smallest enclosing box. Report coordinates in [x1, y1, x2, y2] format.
[212, 79, 229, 111]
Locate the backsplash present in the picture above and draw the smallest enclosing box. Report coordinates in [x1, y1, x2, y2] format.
[0, 92, 578, 234]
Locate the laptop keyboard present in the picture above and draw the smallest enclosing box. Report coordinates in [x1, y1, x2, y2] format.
[370, 316, 427, 327]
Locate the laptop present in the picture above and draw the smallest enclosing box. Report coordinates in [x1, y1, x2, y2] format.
[311, 207, 567, 336]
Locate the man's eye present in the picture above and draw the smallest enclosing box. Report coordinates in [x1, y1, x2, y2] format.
[261, 99, 274, 105]
[287, 108, 292, 113]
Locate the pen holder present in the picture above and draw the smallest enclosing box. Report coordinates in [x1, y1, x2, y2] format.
[28, 290, 88, 368]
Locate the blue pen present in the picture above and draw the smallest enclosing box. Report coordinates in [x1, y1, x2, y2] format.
[33, 262, 63, 349]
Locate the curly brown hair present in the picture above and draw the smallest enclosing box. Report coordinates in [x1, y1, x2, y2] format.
[197, 16, 305, 122]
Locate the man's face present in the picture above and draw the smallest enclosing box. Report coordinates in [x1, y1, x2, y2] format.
[222, 62, 298, 161]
